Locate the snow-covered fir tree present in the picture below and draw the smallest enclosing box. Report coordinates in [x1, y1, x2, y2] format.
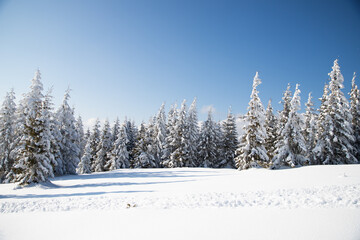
[111, 118, 120, 148]
[153, 103, 167, 167]
[75, 116, 85, 160]
[133, 123, 156, 168]
[198, 110, 218, 168]
[321, 59, 357, 164]
[185, 98, 199, 167]
[94, 119, 112, 172]
[0, 89, 17, 182]
[213, 120, 225, 168]
[313, 84, 333, 165]
[77, 138, 92, 174]
[168, 100, 188, 168]
[303, 93, 317, 164]
[57, 89, 80, 175]
[278, 83, 292, 131]
[219, 108, 238, 168]
[349, 73, 360, 160]
[162, 104, 178, 167]
[235, 72, 268, 170]
[10, 70, 54, 185]
[106, 124, 129, 170]
[264, 100, 278, 161]
[124, 119, 137, 167]
[90, 119, 101, 171]
[272, 84, 307, 168]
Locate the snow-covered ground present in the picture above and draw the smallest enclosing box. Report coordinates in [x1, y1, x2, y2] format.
[1, 165, 360, 240]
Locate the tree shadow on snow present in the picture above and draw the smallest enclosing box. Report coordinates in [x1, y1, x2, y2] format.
[0, 190, 153, 199]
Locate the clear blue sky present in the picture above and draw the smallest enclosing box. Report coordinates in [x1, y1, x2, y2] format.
[0, 0, 359, 127]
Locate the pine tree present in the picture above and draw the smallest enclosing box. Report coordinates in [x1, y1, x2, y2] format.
[219, 108, 238, 168]
[124, 119, 137, 167]
[94, 119, 112, 172]
[77, 138, 92, 174]
[349, 73, 360, 160]
[272, 84, 307, 168]
[278, 84, 292, 131]
[264, 100, 278, 161]
[303, 93, 317, 164]
[153, 103, 167, 167]
[90, 119, 101, 171]
[313, 84, 333, 165]
[323, 59, 357, 164]
[106, 124, 130, 170]
[111, 118, 120, 148]
[0, 89, 17, 181]
[169, 100, 188, 168]
[213, 120, 224, 168]
[76, 116, 85, 160]
[235, 72, 268, 170]
[10, 70, 54, 185]
[198, 110, 218, 168]
[57, 89, 80, 175]
[162, 104, 178, 167]
[133, 123, 156, 168]
[185, 98, 199, 167]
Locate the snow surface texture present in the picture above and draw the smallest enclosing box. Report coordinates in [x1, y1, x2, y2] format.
[1, 165, 360, 240]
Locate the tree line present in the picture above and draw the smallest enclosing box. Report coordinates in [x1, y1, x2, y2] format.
[0, 59, 358, 185]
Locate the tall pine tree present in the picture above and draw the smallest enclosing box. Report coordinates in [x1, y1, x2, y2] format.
[235, 72, 268, 170]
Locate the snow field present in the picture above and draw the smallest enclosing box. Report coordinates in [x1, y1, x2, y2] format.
[1, 165, 360, 240]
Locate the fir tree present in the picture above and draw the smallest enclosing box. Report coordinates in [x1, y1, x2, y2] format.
[185, 98, 199, 167]
[77, 138, 92, 174]
[219, 108, 238, 168]
[153, 103, 167, 167]
[162, 104, 178, 167]
[349, 73, 360, 160]
[106, 124, 130, 170]
[303, 93, 317, 164]
[169, 100, 188, 168]
[323, 59, 357, 164]
[124, 119, 137, 167]
[313, 84, 333, 165]
[198, 110, 218, 168]
[90, 119, 101, 171]
[94, 119, 112, 172]
[235, 72, 268, 170]
[264, 100, 278, 161]
[76, 116, 85, 160]
[272, 84, 307, 168]
[10, 70, 54, 185]
[0, 89, 17, 181]
[57, 89, 80, 175]
[133, 123, 156, 168]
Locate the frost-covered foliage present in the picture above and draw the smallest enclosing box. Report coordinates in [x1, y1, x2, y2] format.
[219, 108, 238, 168]
[272, 84, 307, 168]
[162, 104, 178, 168]
[57, 89, 80, 175]
[133, 123, 156, 168]
[94, 120, 112, 172]
[153, 103, 167, 167]
[198, 110, 219, 168]
[349, 73, 360, 160]
[264, 100, 278, 161]
[124, 119, 137, 167]
[9, 70, 54, 185]
[235, 72, 268, 170]
[76, 116, 85, 160]
[185, 98, 199, 167]
[90, 119, 101, 172]
[317, 60, 357, 164]
[77, 138, 92, 174]
[303, 93, 317, 164]
[106, 124, 129, 170]
[0, 90, 17, 181]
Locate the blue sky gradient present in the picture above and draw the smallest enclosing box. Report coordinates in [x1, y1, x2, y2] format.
[0, 0, 359, 126]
